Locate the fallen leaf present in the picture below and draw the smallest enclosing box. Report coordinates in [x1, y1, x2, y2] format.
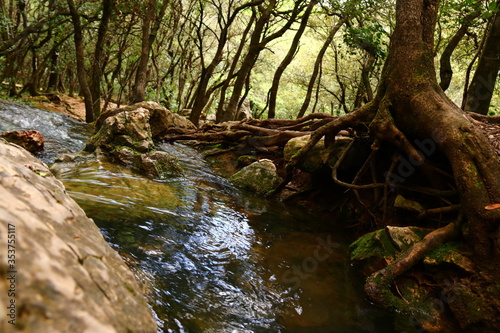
[485, 203, 500, 210]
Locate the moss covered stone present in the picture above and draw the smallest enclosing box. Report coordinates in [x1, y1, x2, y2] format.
[283, 134, 370, 174]
[229, 159, 282, 195]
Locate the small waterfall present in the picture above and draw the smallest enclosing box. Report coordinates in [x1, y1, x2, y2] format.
[0, 100, 92, 164]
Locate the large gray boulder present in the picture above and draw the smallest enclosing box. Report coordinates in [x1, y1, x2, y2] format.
[0, 139, 157, 333]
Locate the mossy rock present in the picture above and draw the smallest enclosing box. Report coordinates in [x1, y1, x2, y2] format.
[283, 135, 370, 174]
[386, 226, 431, 251]
[424, 241, 475, 273]
[229, 159, 282, 195]
[349, 229, 398, 274]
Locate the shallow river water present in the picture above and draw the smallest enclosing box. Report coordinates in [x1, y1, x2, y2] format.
[0, 101, 394, 332]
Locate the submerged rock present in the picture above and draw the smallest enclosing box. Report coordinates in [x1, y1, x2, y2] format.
[0, 129, 44, 153]
[229, 159, 282, 195]
[0, 140, 156, 333]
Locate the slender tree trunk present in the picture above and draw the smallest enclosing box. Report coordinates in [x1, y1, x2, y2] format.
[67, 0, 94, 123]
[438, 10, 481, 91]
[464, 3, 500, 114]
[297, 15, 348, 118]
[131, 0, 168, 104]
[223, 0, 305, 122]
[215, 13, 256, 122]
[353, 51, 376, 108]
[222, 4, 272, 122]
[189, 1, 262, 126]
[90, 0, 115, 119]
[267, 0, 317, 119]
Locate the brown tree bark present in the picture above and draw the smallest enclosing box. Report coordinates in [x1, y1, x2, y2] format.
[221, 0, 306, 122]
[131, 0, 168, 104]
[287, 0, 500, 274]
[67, 0, 94, 123]
[296, 15, 348, 119]
[438, 10, 481, 91]
[215, 12, 256, 123]
[90, 0, 116, 119]
[189, 0, 264, 126]
[267, 0, 317, 119]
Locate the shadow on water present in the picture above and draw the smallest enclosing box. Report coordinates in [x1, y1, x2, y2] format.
[1, 101, 395, 332]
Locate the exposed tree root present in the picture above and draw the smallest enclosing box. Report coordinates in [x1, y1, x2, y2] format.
[364, 221, 460, 310]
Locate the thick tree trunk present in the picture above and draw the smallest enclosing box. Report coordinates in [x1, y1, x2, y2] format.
[463, 3, 500, 115]
[384, 0, 500, 263]
[285, 0, 500, 277]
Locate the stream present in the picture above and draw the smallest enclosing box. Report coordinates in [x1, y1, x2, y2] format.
[0, 101, 395, 332]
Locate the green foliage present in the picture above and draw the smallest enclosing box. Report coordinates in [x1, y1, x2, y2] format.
[0, 0, 498, 118]
[343, 22, 389, 58]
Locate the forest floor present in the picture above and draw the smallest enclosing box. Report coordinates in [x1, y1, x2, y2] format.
[28, 94, 117, 122]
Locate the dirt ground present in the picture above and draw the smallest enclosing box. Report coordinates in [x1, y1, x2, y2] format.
[28, 94, 117, 122]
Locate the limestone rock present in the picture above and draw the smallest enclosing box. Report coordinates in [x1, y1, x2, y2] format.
[349, 229, 399, 274]
[385, 226, 431, 251]
[95, 101, 197, 140]
[229, 159, 282, 195]
[423, 242, 475, 273]
[0, 130, 44, 153]
[0, 140, 156, 333]
[108, 148, 182, 179]
[81, 107, 182, 179]
[86, 108, 154, 154]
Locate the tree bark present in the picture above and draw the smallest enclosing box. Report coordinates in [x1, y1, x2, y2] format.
[383, 0, 500, 263]
[189, 0, 264, 126]
[67, 0, 94, 123]
[297, 15, 348, 119]
[222, 0, 305, 122]
[267, 0, 317, 119]
[463, 3, 500, 115]
[131, 0, 168, 103]
[287, 0, 500, 275]
[215, 12, 256, 123]
[90, 0, 115, 119]
[438, 10, 481, 91]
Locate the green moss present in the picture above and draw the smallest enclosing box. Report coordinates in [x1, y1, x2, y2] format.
[456, 288, 485, 321]
[426, 241, 461, 261]
[349, 229, 398, 262]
